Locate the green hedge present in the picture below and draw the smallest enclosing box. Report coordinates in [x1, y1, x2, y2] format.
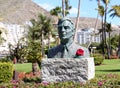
[0, 62, 14, 83]
[94, 54, 104, 65]
[0, 57, 11, 62]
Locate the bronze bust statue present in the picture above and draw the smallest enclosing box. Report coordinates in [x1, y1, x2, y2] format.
[48, 17, 90, 58]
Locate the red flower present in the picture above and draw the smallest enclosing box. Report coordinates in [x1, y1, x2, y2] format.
[76, 49, 84, 56]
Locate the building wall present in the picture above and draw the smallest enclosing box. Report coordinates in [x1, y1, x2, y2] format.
[0, 22, 26, 52]
[77, 28, 101, 45]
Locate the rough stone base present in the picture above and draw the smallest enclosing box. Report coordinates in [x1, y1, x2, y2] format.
[41, 58, 95, 83]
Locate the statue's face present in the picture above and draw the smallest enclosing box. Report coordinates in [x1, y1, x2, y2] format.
[58, 20, 74, 41]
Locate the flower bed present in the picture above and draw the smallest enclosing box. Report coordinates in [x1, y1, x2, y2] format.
[0, 74, 120, 88]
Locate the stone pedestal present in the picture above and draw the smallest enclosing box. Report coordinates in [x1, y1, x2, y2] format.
[41, 58, 95, 83]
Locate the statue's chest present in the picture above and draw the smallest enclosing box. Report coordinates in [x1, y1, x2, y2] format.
[54, 48, 77, 58]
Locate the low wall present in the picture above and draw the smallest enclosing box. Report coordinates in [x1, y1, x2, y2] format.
[41, 57, 95, 83]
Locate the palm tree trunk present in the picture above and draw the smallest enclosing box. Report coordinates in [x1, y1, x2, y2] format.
[87, 0, 100, 48]
[32, 62, 38, 75]
[101, 17, 105, 58]
[62, 0, 65, 17]
[48, 32, 50, 50]
[41, 30, 44, 57]
[117, 31, 120, 58]
[104, 5, 110, 59]
[74, 0, 81, 43]
[87, 11, 99, 48]
[108, 31, 111, 55]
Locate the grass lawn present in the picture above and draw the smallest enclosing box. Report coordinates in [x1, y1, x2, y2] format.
[95, 59, 120, 75]
[14, 59, 120, 75]
[14, 63, 32, 73]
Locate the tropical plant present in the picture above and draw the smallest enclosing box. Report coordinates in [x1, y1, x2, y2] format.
[102, 0, 110, 59]
[109, 5, 120, 18]
[26, 14, 54, 72]
[88, 0, 101, 48]
[96, 5, 105, 56]
[50, 0, 72, 17]
[106, 23, 112, 55]
[95, 0, 110, 59]
[37, 14, 54, 55]
[109, 5, 120, 57]
[9, 41, 27, 63]
[74, 0, 81, 43]
[50, 6, 62, 17]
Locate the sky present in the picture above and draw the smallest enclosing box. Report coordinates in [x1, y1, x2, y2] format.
[32, 0, 120, 25]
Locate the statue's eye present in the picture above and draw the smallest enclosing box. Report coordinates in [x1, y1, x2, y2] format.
[58, 27, 62, 30]
[64, 26, 69, 29]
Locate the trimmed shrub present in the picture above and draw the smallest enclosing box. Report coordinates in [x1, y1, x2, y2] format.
[0, 62, 14, 83]
[94, 54, 104, 65]
[0, 57, 11, 62]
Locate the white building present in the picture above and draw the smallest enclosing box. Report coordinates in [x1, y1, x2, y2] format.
[0, 22, 26, 53]
[77, 28, 101, 45]
[0, 22, 55, 54]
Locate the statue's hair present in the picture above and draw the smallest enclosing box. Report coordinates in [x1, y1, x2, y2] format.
[58, 17, 75, 29]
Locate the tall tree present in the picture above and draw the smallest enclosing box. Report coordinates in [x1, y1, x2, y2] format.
[62, 0, 65, 17]
[101, 0, 110, 59]
[109, 5, 120, 18]
[109, 5, 120, 57]
[64, 0, 72, 16]
[37, 14, 53, 57]
[50, 0, 71, 17]
[87, 0, 101, 49]
[26, 18, 41, 74]
[50, 7, 62, 17]
[97, 5, 105, 56]
[26, 14, 54, 74]
[74, 0, 81, 43]
[106, 23, 112, 55]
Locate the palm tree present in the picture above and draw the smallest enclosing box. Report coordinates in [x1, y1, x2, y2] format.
[37, 14, 54, 57]
[64, 0, 72, 16]
[74, 0, 81, 43]
[109, 5, 120, 18]
[26, 14, 54, 74]
[87, 0, 101, 49]
[26, 18, 41, 75]
[62, 0, 65, 17]
[50, 0, 71, 17]
[106, 23, 112, 55]
[27, 19, 40, 41]
[97, 5, 105, 56]
[109, 5, 120, 57]
[90, 0, 101, 30]
[50, 6, 62, 18]
[102, 0, 110, 59]
[102, 0, 110, 43]
[94, 0, 101, 32]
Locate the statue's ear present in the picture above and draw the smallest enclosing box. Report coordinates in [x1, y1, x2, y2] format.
[72, 29, 75, 35]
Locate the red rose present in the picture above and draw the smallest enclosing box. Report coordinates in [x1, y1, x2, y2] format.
[76, 49, 84, 56]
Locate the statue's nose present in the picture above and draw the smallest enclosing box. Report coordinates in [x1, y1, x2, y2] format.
[61, 27, 65, 32]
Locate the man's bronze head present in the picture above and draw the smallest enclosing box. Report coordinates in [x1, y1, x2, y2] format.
[57, 17, 75, 43]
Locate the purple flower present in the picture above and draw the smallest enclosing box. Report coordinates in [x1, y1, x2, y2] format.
[13, 86, 17, 88]
[11, 80, 18, 84]
[41, 81, 49, 86]
[98, 81, 103, 86]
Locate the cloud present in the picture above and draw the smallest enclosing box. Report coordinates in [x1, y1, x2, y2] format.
[69, 7, 78, 15]
[38, 3, 54, 11]
[69, 7, 89, 17]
